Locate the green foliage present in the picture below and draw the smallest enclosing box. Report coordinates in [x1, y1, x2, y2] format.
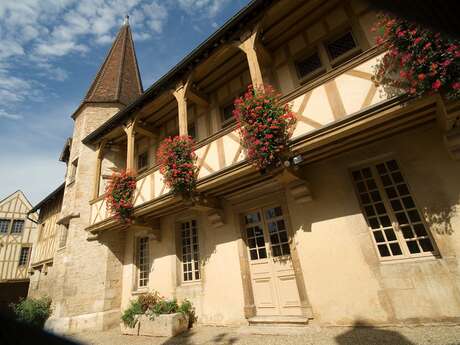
[121, 292, 196, 328]
[150, 299, 179, 317]
[11, 297, 52, 328]
[178, 299, 196, 328]
[121, 300, 143, 328]
[138, 291, 162, 312]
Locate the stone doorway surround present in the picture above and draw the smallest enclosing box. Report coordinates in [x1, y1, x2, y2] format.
[226, 181, 313, 323]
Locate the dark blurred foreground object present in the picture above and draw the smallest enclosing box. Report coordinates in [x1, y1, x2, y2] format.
[370, 0, 460, 38]
[0, 312, 80, 345]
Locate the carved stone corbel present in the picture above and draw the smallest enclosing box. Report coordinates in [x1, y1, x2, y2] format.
[130, 218, 161, 241]
[272, 167, 313, 204]
[207, 209, 225, 228]
[182, 193, 225, 228]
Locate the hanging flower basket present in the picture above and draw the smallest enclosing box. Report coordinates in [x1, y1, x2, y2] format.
[157, 135, 198, 197]
[373, 14, 460, 99]
[233, 84, 297, 172]
[105, 170, 136, 223]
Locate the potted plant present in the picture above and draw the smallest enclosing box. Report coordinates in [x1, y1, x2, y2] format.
[372, 13, 460, 100]
[157, 136, 198, 199]
[233, 84, 297, 173]
[105, 170, 136, 223]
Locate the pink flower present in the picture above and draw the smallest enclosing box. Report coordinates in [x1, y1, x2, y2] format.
[432, 80, 442, 90]
[452, 82, 460, 90]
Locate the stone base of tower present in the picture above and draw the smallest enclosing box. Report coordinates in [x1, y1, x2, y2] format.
[45, 308, 120, 334]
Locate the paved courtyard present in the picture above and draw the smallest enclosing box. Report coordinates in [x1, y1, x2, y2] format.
[70, 324, 460, 345]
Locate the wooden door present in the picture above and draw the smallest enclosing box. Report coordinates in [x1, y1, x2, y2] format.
[243, 205, 302, 316]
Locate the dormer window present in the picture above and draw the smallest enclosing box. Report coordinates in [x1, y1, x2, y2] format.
[326, 31, 359, 63]
[295, 51, 324, 80]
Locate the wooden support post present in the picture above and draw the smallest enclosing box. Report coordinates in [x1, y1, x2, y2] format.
[238, 28, 265, 87]
[123, 119, 137, 172]
[172, 82, 189, 136]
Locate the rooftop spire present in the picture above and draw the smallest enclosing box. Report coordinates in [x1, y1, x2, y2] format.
[83, 19, 143, 106]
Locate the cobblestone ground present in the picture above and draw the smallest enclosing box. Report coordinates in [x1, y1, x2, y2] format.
[70, 324, 460, 345]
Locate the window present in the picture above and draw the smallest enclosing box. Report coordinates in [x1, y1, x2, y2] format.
[0, 219, 10, 234]
[18, 247, 30, 266]
[136, 237, 149, 288]
[69, 158, 78, 184]
[221, 103, 235, 128]
[11, 220, 24, 234]
[137, 151, 148, 172]
[181, 220, 200, 282]
[294, 29, 361, 82]
[352, 159, 436, 260]
[58, 224, 69, 248]
[244, 206, 290, 261]
[295, 51, 323, 79]
[326, 31, 358, 62]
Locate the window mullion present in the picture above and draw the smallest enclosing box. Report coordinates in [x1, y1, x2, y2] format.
[371, 165, 410, 258]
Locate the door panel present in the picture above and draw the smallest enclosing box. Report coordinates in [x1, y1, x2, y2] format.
[244, 205, 302, 316]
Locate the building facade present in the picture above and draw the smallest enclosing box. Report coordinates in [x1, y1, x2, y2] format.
[29, 0, 460, 333]
[0, 190, 37, 313]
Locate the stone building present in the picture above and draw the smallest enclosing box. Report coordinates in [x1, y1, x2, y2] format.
[0, 190, 37, 312]
[29, 0, 460, 333]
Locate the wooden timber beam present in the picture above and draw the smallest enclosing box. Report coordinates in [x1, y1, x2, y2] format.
[186, 86, 209, 108]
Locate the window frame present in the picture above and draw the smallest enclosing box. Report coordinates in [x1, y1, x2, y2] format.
[137, 151, 149, 173]
[0, 219, 11, 234]
[350, 158, 439, 262]
[11, 219, 25, 235]
[18, 246, 31, 267]
[179, 219, 201, 283]
[135, 236, 150, 290]
[293, 26, 363, 85]
[58, 224, 69, 249]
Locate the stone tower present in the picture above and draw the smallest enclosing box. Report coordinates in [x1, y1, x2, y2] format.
[47, 18, 143, 333]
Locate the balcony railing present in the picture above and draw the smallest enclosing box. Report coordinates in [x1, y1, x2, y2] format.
[89, 50, 386, 228]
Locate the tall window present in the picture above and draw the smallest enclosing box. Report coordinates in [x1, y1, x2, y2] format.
[352, 159, 436, 260]
[181, 220, 200, 282]
[58, 224, 69, 248]
[0, 219, 10, 234]
[68, 158, 78, 184]
[11, 220, 24, 234]
[136, 237, 149, 288]
[18, 247, 31, 266]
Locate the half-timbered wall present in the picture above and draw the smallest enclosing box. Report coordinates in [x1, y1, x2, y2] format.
[0, 191, 36, 282]
[31, 192, 63, 266]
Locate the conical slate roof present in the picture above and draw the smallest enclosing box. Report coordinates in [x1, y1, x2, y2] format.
[84, 17, 143, 106]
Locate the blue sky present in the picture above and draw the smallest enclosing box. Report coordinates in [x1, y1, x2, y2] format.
[0, 0, 250, 204]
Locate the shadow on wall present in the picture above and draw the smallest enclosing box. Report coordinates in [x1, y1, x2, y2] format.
[335, 321, 415, 345]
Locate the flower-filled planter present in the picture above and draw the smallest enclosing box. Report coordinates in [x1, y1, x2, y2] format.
[157, 136, 198, 197]
[233, 84, 297, 172]
[105, 170, 136, 223]
[121, 292, 195, 338]
[373, 14, 460, 99]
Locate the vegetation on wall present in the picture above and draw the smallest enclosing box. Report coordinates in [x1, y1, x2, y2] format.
[105, 170, 136, 223]
[373, 14, 460, 99]
[233, 84, 297, 171]
[121, 292, 196, 328]
[157, 136, 198, 196]
[10, 297, 52, 329]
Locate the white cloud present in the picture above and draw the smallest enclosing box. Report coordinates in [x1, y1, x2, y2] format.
[177, 0, 230, 17]
[0, 109, 22, 120]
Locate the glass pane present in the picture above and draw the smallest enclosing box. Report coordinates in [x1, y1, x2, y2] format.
[370, 191, 381, 202]
[406, 240, 420, 254]
[369, 217, 380, 229]
[259, 248, 267, 259]
[419, 238, 434, 252]
[413, 224, 427, 237]
[378, 244, 391, 257]
[250, 250, 258, 260]
[389, 242, 402, 256]
[282, 243, 291, 255]
[387, 160, 398, 171]
[376, 164, 386, 174]
[362, 168, 372, 178]
[384, 229, 397, 241]
[272, 245, 282, 257]
[401, 226, 414, 239]
[373, 231, 385, 243]
[270, 234, 279, 244]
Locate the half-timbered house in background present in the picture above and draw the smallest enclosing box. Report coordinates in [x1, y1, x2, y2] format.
[27, 0, 460, 333]
[0, 191, 37, 312]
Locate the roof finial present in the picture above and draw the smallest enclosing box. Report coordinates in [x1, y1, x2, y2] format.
[123, 15, 129, 26]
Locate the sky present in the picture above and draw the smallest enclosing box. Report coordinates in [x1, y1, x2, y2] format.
[0, 0, 250, 204]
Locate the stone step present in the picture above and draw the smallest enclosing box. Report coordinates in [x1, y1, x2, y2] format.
[248, 315, 309, 327]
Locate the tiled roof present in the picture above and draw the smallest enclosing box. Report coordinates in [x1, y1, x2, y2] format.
[83, 20, 143, 105]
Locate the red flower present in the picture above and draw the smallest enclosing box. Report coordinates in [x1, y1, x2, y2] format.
[432, 80, 442, 90]
[452, 82, 460, 90]
[418, 73, 425, 81]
